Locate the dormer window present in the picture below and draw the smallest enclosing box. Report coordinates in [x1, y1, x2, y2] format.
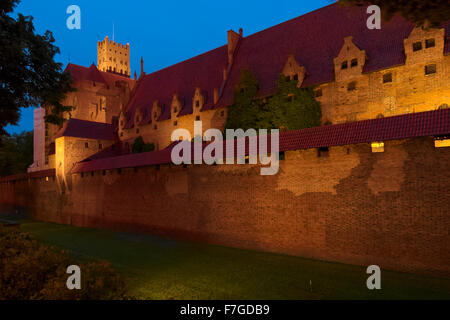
[425, 38, 435, 48]
[413, 41, 422, 51]
[341, 61, 348, 70]
[350, 58, 358, 67]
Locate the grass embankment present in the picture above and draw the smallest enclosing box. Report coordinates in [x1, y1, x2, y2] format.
[15, 220, 450, 300]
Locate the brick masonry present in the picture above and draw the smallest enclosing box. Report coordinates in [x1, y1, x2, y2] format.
[1, 136, 449, 277]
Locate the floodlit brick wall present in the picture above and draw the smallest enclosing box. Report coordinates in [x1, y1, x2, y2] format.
[1, 137, 449, 277]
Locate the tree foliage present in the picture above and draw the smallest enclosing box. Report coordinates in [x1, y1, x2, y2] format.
[225, 69, 321, 131]
[132, 136, 155, 154]
[339, 0, 450, 27]
[0, 0, 74, 136]
[0, 131, 33, 176]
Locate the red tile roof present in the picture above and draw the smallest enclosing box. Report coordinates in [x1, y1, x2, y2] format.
[122, 3, 449, 126]
[64, 63, 136, 89]
[55, 118, 117, 141]
[123, 45, 228, 129]
[72, 109, 450, 173]
[218, 5, 449, 108]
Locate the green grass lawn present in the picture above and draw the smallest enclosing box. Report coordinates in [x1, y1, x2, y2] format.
[15, 220, 450, 300]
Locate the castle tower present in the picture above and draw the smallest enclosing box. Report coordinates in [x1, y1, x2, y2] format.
[97, 36, 130, 77]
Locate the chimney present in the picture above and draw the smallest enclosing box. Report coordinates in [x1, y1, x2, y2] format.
[227, 29, 241, 65]
[134, 70, 137, 80]
[140, 56, 144, 74]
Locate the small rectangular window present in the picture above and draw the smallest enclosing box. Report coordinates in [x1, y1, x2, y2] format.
[350, 58, 358, 67]
[195, 116, 200, 121]
[195, 101, 200, 107]
[341, 61, 348, 70]
[315, 89, 322, 97]
[425, 38, 435, 48]
[99, 143, 103, 150]
[318, 147, 329, 158]
[174, 121, 178, 126]
[383, 73, 392, 83]
[293, 74, 299, 81]
[85, 142, 89, 148]
[347, 81, 356, 91]
[413, 41, 422, 51]
[425, 64, 436, 75]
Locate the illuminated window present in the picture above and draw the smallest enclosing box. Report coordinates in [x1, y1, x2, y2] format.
[425, 38, 435, 48]
[425, 64, 436, 75]
[413, 41, 422, 51]
[371, 142, 384, 153]
[435, 138, 450, 148]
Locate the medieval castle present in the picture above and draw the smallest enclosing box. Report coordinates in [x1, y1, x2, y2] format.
[1, 3, 449, 276]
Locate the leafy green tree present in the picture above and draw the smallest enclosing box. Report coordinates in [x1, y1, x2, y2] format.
[225, 69, 321, 131]
[339, 0, 449, 27]
[132, 136, 155, 154]
[0, 0, 74, 137]
[0, 131, 33, 176]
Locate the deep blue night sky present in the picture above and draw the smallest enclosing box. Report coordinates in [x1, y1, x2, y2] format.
[6, 0, 333, 134]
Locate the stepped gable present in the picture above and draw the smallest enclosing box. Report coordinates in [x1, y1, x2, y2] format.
[217, 4, 450, 107]
[123, 45, 228, 128]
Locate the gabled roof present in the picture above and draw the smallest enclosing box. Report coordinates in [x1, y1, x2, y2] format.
[55, 118, 117, 141]
[122, 3, 449, 126]
[64, 63, 136, 89]
[123, 45, 228, 129]
[72, 109, 450, 173]
[218, 4, 449, 107]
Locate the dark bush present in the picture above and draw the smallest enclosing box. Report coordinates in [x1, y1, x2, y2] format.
[0, 226, 129, 300]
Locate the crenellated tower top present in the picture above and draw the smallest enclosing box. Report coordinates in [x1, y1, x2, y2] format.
[97, 36, 130, 77]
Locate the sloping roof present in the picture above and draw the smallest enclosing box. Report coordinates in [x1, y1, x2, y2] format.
[72, 109, 450, 173]
[217, 4, 449, 107]
[121, 3, 449, 125]
[123, 45, 228, 129]
[55, 118, 117, 141]
[64, 63, 136, 89]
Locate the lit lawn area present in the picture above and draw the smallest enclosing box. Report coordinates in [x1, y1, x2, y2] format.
[18, 220, 450, 300]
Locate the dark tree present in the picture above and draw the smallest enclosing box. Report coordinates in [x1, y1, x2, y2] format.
[339, 0, 450, 27]
[0, 0, 74, 137]
[0, 131, 33, 176]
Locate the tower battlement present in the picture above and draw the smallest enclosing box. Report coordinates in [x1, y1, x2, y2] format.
[97, 36, 130, 77]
